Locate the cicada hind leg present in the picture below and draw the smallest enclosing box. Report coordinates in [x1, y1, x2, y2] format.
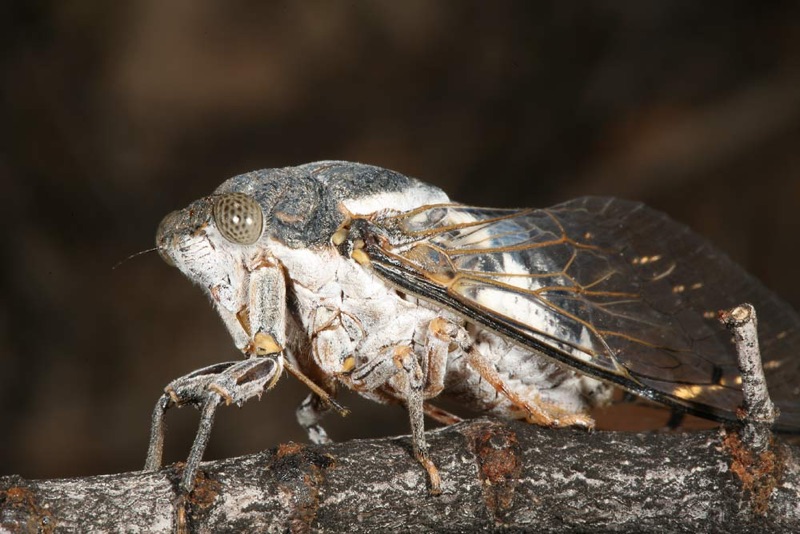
[465, 346, 595, 430]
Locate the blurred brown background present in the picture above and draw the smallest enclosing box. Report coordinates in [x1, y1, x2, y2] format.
[2, 1, 799, 481]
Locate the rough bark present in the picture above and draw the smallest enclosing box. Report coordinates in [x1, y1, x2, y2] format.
[1, 418, 798, 533]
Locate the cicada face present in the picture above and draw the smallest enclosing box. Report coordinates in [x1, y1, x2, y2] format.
[155, 194, 266, 315]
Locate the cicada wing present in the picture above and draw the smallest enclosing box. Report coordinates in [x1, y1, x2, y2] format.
[361, 197, 800, 431]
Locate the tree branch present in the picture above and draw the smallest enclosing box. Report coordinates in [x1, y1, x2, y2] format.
[2, 418, 799, 532]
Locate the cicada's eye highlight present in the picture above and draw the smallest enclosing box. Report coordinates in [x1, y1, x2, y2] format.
[213, 193, 264, 245]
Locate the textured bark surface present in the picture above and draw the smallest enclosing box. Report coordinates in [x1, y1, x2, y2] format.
[2, 418, 798, 533]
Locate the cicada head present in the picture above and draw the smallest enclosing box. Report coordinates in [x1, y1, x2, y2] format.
[156, 165, 340, 315]
[155, 161, 448, 314]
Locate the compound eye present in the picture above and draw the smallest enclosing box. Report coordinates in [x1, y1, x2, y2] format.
[212, 193, 264, 245]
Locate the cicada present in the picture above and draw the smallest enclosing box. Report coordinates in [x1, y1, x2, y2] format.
[146, 161, 800, 494]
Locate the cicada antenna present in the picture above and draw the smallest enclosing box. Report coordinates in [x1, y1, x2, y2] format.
[112, 247, 158, 271]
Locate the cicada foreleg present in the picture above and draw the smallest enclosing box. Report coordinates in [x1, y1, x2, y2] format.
[144, 264, 292, 493]
[144, 356, 283, 492]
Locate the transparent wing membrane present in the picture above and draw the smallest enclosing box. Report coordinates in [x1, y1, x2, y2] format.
[362, 197, 800, 431]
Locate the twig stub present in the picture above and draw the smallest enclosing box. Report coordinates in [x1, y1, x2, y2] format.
[719, 303, 778, 440]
